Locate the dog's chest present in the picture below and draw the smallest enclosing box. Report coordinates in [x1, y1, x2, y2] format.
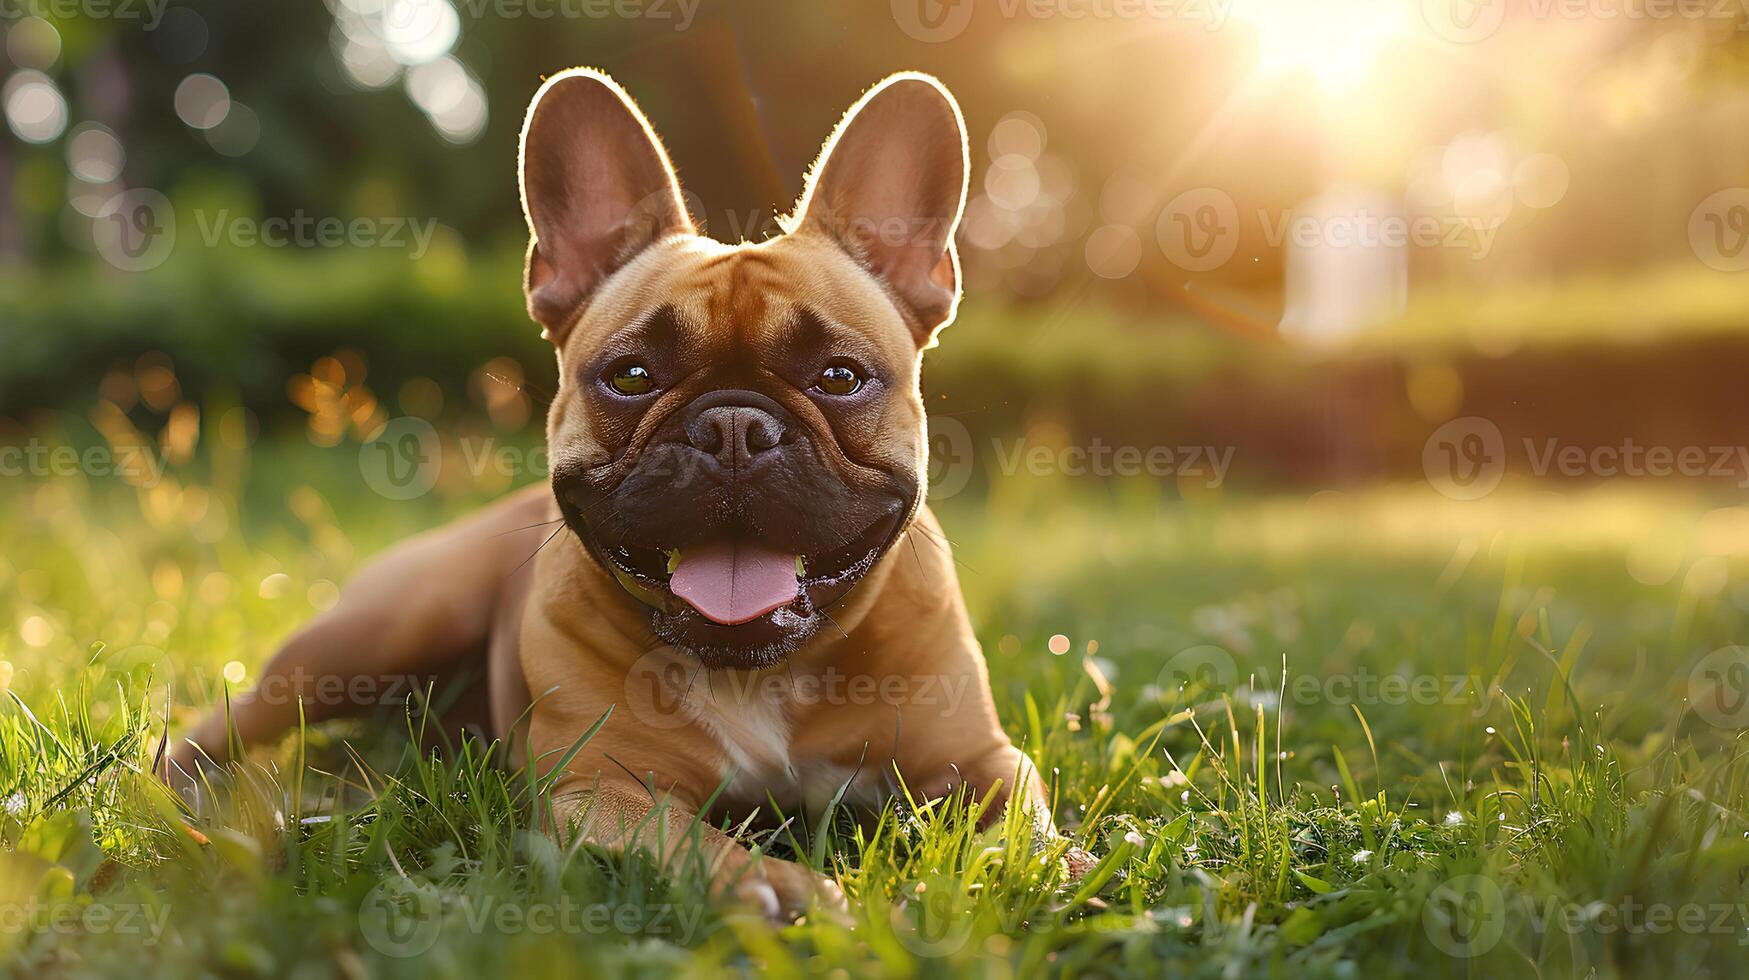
[680, 670, 874, 812]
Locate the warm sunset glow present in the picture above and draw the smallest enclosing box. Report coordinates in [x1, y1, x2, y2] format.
[1232, 0, 1411, 93]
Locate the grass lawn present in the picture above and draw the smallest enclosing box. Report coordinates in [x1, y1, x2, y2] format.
[3, 430, 1748, 978]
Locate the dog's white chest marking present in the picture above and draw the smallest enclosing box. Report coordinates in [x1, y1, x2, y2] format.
[674, 667, 872, 812]
[688, 670, 795, 783]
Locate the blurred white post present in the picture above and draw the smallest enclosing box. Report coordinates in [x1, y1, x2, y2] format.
[1278, 188, 1407, 343]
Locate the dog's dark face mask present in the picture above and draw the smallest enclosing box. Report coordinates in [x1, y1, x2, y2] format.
[516, 70, 968, 669]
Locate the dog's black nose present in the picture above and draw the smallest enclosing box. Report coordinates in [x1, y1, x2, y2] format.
[684, 398, 786, 468]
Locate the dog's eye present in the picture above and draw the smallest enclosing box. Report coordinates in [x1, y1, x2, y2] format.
[606, 363, 655, 396]
[814, 363, 863, 396]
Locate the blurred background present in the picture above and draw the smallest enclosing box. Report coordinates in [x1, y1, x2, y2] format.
[7, 0, 1749, 488]
[12, 9, 1749, 972]
[7, 1, 1749, 674]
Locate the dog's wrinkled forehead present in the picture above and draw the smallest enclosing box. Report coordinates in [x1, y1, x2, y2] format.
[559, 234, 920, 383]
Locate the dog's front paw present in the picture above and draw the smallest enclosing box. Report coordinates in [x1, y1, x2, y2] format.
[724, 857, 845, 922]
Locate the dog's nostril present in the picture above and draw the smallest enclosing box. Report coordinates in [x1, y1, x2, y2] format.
[688, 414, 728, 454]
[745, 415, 782, 454]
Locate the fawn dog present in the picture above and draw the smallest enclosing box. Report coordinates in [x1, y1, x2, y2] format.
[174, 68, 1078, 916]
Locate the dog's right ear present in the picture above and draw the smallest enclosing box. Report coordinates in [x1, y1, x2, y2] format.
[518, 68, 693, 344]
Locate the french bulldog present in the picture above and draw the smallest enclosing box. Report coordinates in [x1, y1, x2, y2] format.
[174, 68, 1073, 917]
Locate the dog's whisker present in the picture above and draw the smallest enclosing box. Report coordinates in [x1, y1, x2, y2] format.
[818, 607, 851, 641]
[485, 370, 555, 408]
[906, 535, 927, 581]
[507, 525, 566, 580]
[492, 517, 567, 537]
[908, 523, 978, 576]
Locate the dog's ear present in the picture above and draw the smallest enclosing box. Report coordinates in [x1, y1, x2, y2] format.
[518, 68, 693, 344]
[792, 73, 969, 347]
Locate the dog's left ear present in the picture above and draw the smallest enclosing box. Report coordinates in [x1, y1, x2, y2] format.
[793, 73, 969, 347]
[518, 68, 693, 344]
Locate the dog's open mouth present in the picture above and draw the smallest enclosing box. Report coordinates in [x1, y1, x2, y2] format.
[602, 507, 901, 620]
[584, 505, 906, 666]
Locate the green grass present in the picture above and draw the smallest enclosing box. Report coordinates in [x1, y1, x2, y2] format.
[4, 421, 1749, 978]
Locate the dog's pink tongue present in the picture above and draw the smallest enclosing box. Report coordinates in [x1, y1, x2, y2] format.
[670, 540, 800, 625]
